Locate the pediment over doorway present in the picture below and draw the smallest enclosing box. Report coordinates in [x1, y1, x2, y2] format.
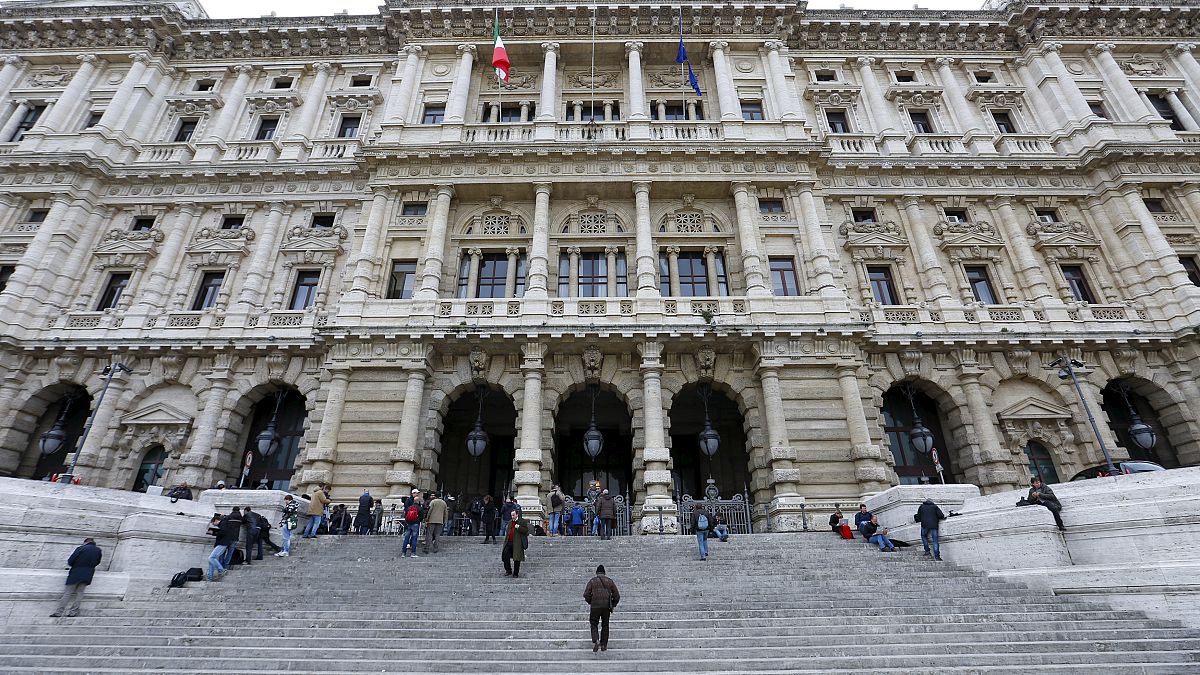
[996, 397, 1072, 422]
[120, 402, 194, 428]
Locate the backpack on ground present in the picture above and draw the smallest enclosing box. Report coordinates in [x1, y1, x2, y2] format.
[697, 514, 709, 530]
[405, 504, 420, 524]
[169, 571, 188, 588]
[185, 567, 204, 582]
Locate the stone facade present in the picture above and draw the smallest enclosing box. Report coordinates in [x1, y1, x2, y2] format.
[0, 1, 1198, 532]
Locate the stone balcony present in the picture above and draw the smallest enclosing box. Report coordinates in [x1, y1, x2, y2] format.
[908, 133, 969, 156]
[860, 301, 1154, 342]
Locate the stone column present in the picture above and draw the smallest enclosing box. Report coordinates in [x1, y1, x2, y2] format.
[763, 41, 799, 121]
[504, 246, 520, 297]
[289, 62, 334, 139]
[958, 368, 1019, 492]
[201, 64, 254, 142]
[788, 182, 839, 297]
[537, 43, 559, 121]
[72, 364, 130, 475]
[605, 246, 619, 295]
[129, 66, 178, 143]
[386, 345, 431, 499]
[177, 362, 232, 488]
[46, 208, 109, 310]
[934, 57, 983, 134]
[855, 56, 898, 133]
[525, 183, 552, 299]
[514, 342, 547, 520]
[0, 56, 25, 106]
[703, 246, 721, 294]
[566, 246, 580, 298]
[1119, 185, 1195, 295]
[135, 202, 197, 312]
[1092, 44, 1154, 121]
[1014, 56, 1066, 131]
[603, 101, 613, 122]
[637, 341, 677, 534]
[237, 203, 290, 308]
[756, 357, 806, 531]
[731, 183, 770, 296]
[709, 41, 742, 121]
[665, 246, 681, 297]
[414, 185, 456, 300]
[95, 53, 152, 134]
[633, 182, 658, 297]
[445, 45, 477, 124]
[835, 362, 890, 494]
[39, 54, 100, 133]
[520, 101, 531, 122]
[1, 195, 73, 303]
[1082, 196, 1146, 299]
[625, 42, 647, 120]
[990, 196, 1054, 302]
[300, 366, 350, 491]
[1171, 44, 1200, 120]
[388, 46, 423, 123]
[899, 196, 953, 303]
[1040, 43, 1094, 123]
[349, 191, 392, 296]
[0, 99, 30, 142]
[1164, 89, 1199, 130]
[465, 247, 482, 298]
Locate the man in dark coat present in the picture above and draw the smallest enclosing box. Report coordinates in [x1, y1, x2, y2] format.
[51, 538, 102, 617]
[209, 507, 242, 580]
[355, 489, 374, 535]
[854, 503, 873, 538]
[501, 508, 530, 578]
[596, 489, 617, 540]
[583, 564, 621, 652]
[166, 482, 193, 502]
[915, 498, 947, 560]
[242, 507, 264, 564]
[1027, 477, 1065, 530]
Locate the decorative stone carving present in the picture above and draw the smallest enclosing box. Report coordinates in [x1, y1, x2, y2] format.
[581, 345, 603, 382]
[91, 227, 165, 269]
[899, 350, 923, 376]
[469, 346, 489, 382]
[997, 397, 1076, 459]
[1119, 53, 1166, 76]
[117, 402, 195, 461]
[27, 65, 70, 88]
[696, 347, 716, 381]
[1113, 347, 1139, 374]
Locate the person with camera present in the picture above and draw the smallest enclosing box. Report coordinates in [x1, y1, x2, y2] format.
[166, 482, 193, 502]
[583, 564, 620, 652]
[861, 515, 897, 552]
[1023, 477, 1066, 531]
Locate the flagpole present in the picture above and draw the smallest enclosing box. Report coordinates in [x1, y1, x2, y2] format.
[495, 8, 501, 123]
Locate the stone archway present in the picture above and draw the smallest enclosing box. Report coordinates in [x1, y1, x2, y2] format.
[880, 381, 962, 485]
[552, 384, 634, 503]
[8, 383, 93, 480]
[667, 382, 750, 500]
[435, 383, 518, 503]
[238, 387, 308, 490]
[1101, 377, 1185, 468]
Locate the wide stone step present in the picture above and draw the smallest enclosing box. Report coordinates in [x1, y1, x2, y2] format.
[0, 666, 1193, 675]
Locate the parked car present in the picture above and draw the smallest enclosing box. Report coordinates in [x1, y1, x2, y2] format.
[1070, 461, 1166, 481]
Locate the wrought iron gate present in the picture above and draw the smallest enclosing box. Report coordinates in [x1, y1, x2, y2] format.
[677, 481, 754, 535]
[560, 494, 632, 536]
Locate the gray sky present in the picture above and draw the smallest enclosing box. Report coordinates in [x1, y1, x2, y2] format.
[201, 0, 981, 20]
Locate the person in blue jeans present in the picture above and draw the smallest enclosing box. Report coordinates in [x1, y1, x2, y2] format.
[547, 486, 564, 536]
[691, 505, 711, 560]
[854, 503, 873, 538]
[711, 513, 730, 542]
[915, 498, 946, 561]
[862, 515, 896, 552]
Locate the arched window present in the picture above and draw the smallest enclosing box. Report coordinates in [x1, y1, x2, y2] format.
[1025, 441, 1060, 484]
[133, 445, 167, 493]
[881, 386, 956, 484]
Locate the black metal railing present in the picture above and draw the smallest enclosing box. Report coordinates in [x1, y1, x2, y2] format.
[677, 481, 754, 535]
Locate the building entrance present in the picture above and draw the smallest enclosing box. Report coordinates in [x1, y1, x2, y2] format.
[668, 383, 750, 500]
[436, 385, 517, 503]
[553, 387, 633, 503]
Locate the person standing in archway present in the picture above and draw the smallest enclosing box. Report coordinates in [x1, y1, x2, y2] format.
[481, 495, 499, 544]
[596, 489, 617, 540]
[501, 507, 530, 578]
[583, 564, 620, 652]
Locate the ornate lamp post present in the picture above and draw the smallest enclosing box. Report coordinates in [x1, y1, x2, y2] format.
[1049, 356, 1117, 476]
[582, 383, 604, 460]
[42, 362, 132, 485]
[255, 390, 286, 457]
[901, 383, 941, 482]
[38, 398, 74, 458]
[465, 387, 490, 459]
[697, 383, 721, 479]
[1116, 383, 1158, 457]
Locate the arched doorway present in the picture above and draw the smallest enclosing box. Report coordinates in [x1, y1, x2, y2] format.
[554, 386, 633, 501]
[18, 387, 93, 481]
[881, 384, 958, 484]
[437, 384, 517, 502]
[668, 383, 750, 500]
[1101, 379, 1179, 467]
[1025, 440, 1061, 484]
[133, 444, 167, 492]
[242, 388, 307, 490]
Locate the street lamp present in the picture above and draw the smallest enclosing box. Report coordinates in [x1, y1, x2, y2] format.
[1049, 356, 1117, 476]
[39, 397, 74, 457]
[254, 390, 286, 457]
[51, 362, 132, 485]
[697, 383, 721, 458]
[902, 383, 935, 455]
[465, 387, 489, 459]
[1115, 384, 1157, 455]
[582, 384, 604, 460]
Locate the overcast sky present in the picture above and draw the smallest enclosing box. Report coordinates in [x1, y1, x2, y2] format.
[200, 0, 981, 20]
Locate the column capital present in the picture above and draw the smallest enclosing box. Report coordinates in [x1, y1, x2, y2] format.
[703, 245, 722, 255]
[1165, 87, 1182, 95]
[520, 342, 547, 369]
[637, 340, 663, 369]
[505, 246, 522, 257]
[730, 181, 756, 197]
[933, 56, 959, 68]
[128, 52, 152, 64]
[855, 56, 877, 68]
[541, 42, 560, 55]
[604, 245, 620, 255]
[709, 40, 730, 53]
[987, 194, 1017, 210]
[467, 246, 482, 257]
[624, 41, 644, 55]
[899, 194, 922, 208]
[665, 245, 680, 256]
[77, 54, 99, 65]
[433, 183, 456, 199]
[401, 44, 424, 56]
[1, 55, 24, 67]
[457, 44, 477, 56]
[566, 245, 581, 256]
[230, 64, 256, 75]
[533, 182, 552, 196]
[764, 40, 786, 53]
[633, 181, 651, 196]
[1093, 42, 1117, 54]
[787, 180, 817, 197]
[1174, 43, 1198, 54]
[1040, 42, 1064, 55]
[834, 360, 863, 376]
[311, 61, 335, 74]
[326, 364, 354, 380]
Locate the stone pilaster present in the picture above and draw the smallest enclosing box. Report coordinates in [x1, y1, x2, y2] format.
[135, 202, 197, 314]
[835, 361, 891, 494]
[788, 182, 839, 297]
[731, 183, 770, 296]
[637, 341, 677, 534]
[177, 362, 232, 489]
[236, 203, 290, 309]
[1091, 44, 1154, 122]
[898, 196, 953, 303]
[302, 365, 351, 492]
[755, 353, 805, 532]
[386, 46, 423, 123]
[989, 196, 1054, 302]
[72, 363, 131, 476]
[95, 53, 152, 134]
[625, 42, 647, 120]
[1039, 43, 1094, 124]
[958, 364, 1019, 492]
[348, 191, 392, 296]
[384, 346, 430, 499]
[514, 342, 547, 521]
[414, 184, 455, 300]
[709, 41, 741, 122]
[763, 41, 801, 121]
[38, 54, 100, 133]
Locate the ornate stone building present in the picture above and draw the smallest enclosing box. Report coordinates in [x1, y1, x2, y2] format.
[0, 0, 1198, 532]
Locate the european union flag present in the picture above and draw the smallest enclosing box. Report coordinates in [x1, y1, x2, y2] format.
[676, 21, 702, 97]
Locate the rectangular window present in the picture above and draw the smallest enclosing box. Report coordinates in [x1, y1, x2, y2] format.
[943, 209, 968, 223]
[654, 103, 687, 121]
[401, 202, 428, 216]
[615, 252, 628, 297]
[191, 271, 225, 310]
[991, 110, 1017, 134]
[0, 265, 14, 294]
[194, 79, 216, 92]
[1182, 256, 1200, 287]
[568, 102, 608, 122]
[350, 75, 373, 87]
[814, 69, 837, 82]
[1142, 198, 1168, 213]
[1061, 265, 1096, 303]
[658, 253, 670, 294]
[422, 104, 446, 125]
[96, 272, 132, 310]
[25, 209, 48, 224]
[852, 209, 877, 224]
[272, 77, 294, 90]
[289, 270, 321, 310]
[130, 217, 156, 232]
[514, 253, 528, 298]
[578, 252, 608, 298]
[758, 199, 785, 214]
[8, 105, 44, 142]
[498, 103, 525, 122]
[387, 260, 418, 299]
[1146, 93, 1183, 131]
[973, 71, 993, 84]
[82, 111, 102, 129]
[311, 213, 335, 228]
[677, 252, 710, 297]
[770, 257, 800, 297]
[741, 101, 765, 121]
[908, 109, 934, 134]
[476, 253, 509, 299]
[1088, 102, 1108, 119]
[221, 215, 245, 230]
[557, 253, 570, 297]
[714, 253, 729, 296]
[255, 116, 279, 140]
[825, 110, 850, 133]
[964, 265, 998, 304]
[1035, 209, 1060, 223]
[337, 115, 361, 138]
[894, 70, 916, 83]
[867, 266, 899, 305]
[173, 118, 198, 143]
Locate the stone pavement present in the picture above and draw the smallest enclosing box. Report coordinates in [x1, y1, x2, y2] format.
[1, 532, 1198, 673]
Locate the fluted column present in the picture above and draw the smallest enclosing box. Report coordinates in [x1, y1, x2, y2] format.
[632, 182, 657, 296]
[1119, 185, 1195, 294]
[899, 196, 953, 302]
[1040, 43, 1094, 123]
[388, 46, 423, 123]
[709, 41, 741, 121]
[959, 368, 1018, 492]
[763, 41, 799, 121]
[445, 45, 477, 124]
[135, 203, 197, 312]
[731, 183, 770, 296]
[537, 42, 559, 121]
[855, 56, 898, 133]
[414, 185, 456, 300]
[1164, 89, 1199, 130]
[95, 53, 152, 134]
[637, 341, 677, 533]
[0, 195, 72, 305]
[836, 362, 889, 494]
[514, 342, 547, 519]
[934, 57, 984, 134]
[73, 366, 130, 474]
[350, 191, 392, 295]
[525, 183, 552, 298]
[0, 56, 26, 106]
[625, 42, 647, 120]
[39, 55, 100, 133]
[0, 99, 30, 142]
[290, 62, 334, 139]
[202, 64, 254, 142]
[236, 203, 289, 308]
[990, 196, 1054, 301]
[385, 348, 430, 499]
[788, 183, 839, 296]
[302, 366, 351, 492]
[176, 364, 232, 488]
[1092, 44, 1154, 121]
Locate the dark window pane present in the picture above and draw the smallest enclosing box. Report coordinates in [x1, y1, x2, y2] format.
[83, 112, 102, 129]
[814, 70, 837, 82]
[255, 117, 279, 140]
[944, 209, 968, 223]
[272, 77, 293, 89]
[191, 271, 225, 311]
[173, 118, 198, 143]
[894, 70, 916, 83]
[867, 266, 899, 305]
[221, 216, 245, 230]
[476, 253, 508, 298]
[337, 115, 361, 138]
[909, 110, 933, 134]
[1089, 102, 1108, 119]
[131, 217, 156, 232]
[741, 101, 765, 121]
[289, 270, 320, 310]
[0, 265, 14, 294]
[770, 258, 799, 297]
[678, 252, 709, 297]
[25, 209, 48, 223]
[578, 253, 608, 298]
[826, 110, 849, 133]
[96, 272, 131, 310]
[991, 111, 1016, 134]
[659, 254, 670, 294]
[401, 202, 428, 217]
[1061, 265, 1095, 303]
[350, 75, 373, 87]
[1142, 198, 1168, 213]
[973, 72, 993, 83]
[852, 209, 876, 224]
[456, 255, 471, 299]
[422, 105, 446, 124]
[387, 260, 418, 299]
[9, 105, 44, 142]
[1035, 209, 1059, 223]
[758, 199, 785, 214]
[558, 254, 571, 297]
[1026, 441, 1061, 484]
[1182, 257, 1200, 287]
[964, 265, 998, 304]
[1146, 94, 1183, 131]
[311, 213, 335, 228]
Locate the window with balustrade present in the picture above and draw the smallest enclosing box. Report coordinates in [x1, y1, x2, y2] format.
[1060, 265, 1096, 304]
[173, 118, 198, 143]
[255, 116, 279, 140]
[658, 249, 729, 297]
[401, 202, 428, 217]
[191, 271, 225, 311]
[96, 272, 131, 311]
[456, 249, 528, 300]
[289, 270, 321, 310]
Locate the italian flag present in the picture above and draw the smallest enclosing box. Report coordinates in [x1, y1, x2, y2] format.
[492, 19, 510, 82]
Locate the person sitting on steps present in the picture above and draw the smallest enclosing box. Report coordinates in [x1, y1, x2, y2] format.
[711, 513, 730, 542]
[861, 515, 897, 552]
[854, 503, 874, 539]
[1021, 477, 1066, 531]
